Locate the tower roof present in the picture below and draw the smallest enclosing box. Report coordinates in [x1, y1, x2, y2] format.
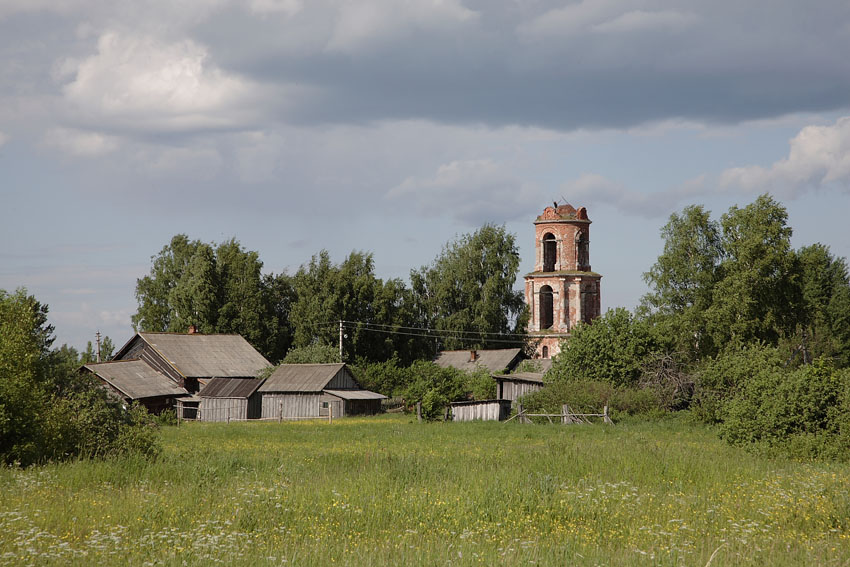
[535, 204, 589, 222]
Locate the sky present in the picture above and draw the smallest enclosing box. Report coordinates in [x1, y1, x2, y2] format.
[1, 0, 850, 352]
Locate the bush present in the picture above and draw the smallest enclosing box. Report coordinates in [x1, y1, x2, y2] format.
[403, 361, 466, 421]
[719, 358, 850, 460]
[351, 357, 411, 397]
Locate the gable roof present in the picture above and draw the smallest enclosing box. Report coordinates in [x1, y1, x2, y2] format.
[259, 363, 354, 392]
[116, 332, 271, 378]
[84, 360, 189, 400]
[434, 348, 524, 373]
[199, 377, 264, 398]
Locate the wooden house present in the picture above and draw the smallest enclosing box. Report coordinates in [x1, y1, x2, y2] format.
[258, 363, 385, 419]
[493, 372, 545, 404]
[435, 348, 524, 374]
[83, 359, 190, 414]
[450, 399, 512, 422]
[112, 331, 271, 393]
[197, 378, 264, 422]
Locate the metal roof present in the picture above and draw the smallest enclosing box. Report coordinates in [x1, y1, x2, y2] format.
[84, 360, 189, 400]
[434, 348, 523, 373]
[135, 333, 271, 378]
[259, 363, 351, 392]
[324, 389, 386, 400]
[494, 372, 545, 384]
[199, 377, 264, 398]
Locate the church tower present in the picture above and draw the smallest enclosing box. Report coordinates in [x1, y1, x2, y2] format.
[525, 203, 602, 359]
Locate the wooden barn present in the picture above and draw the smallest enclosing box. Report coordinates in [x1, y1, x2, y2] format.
[259, 363, 385, 419]
[450, 399, 512, 422]
[83, 359, 190, 414]
[435, 348, 525, 374]
[493, 372, 545, 404]
[197, 378, 264, 422]
[112, 330, 271, 393]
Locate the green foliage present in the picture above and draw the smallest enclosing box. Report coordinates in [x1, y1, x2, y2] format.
[281, 343, 340, 364]
[80, 335, 115, 364]
[352, 357, 410, 397]
[519, 380, 659, 418]
[465, 367, 497, 400]
[719, 358, 850, 460]
[1, 288, 160, 466]
[548, 308, 658, 387]
[133, 235, 294, 362]
[290, 251, 429, 364]
[403, 361, 467, 421]
[693, 343, 785, 424]
[411, 224, 526, 350]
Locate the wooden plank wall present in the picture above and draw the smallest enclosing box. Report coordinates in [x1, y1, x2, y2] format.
[199, 398, 248, 422]
[451, 400, 511, 422]
[499, 380, 543, 402]
[261, 393, 322, 419]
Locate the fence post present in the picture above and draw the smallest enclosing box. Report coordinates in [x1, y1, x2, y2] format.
[416, 402, 422, 423]
[279, 401, 283, 423]
[227, 406, 231, 424]
[329, 403, 333, 424]
[443, 406, 449, 422]
[603, 405, 613, 425]
[517, 402, 524, 424]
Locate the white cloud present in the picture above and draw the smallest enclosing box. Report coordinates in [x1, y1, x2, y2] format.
[44, 127, 120, 156]
[60, 31, 261, 132]
[325, 0, 477, 52]
[0, 131, 8, 146]
[249, 0, 302, 16]
[388, 158, 540, 225]
[720, 116, 850, 197]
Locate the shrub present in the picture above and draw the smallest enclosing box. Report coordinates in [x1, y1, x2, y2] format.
[719, 358, 850, 460]
[403, 361, 466, 421]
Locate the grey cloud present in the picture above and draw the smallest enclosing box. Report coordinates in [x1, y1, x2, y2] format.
[561, 173, 707, 218]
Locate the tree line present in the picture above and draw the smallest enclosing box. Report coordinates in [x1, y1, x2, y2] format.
[132, 225, 528, 364]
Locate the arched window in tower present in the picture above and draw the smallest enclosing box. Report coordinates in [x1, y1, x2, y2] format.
[576, 231, 589, 271]
[542, 345, 549, 359]
[542, 233, 556, 272]
[539, 285, 554, 329]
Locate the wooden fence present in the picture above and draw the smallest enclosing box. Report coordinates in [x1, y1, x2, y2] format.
[505, 403, 613, 425]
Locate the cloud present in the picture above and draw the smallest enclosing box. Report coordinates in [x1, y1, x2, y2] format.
[561, 173, 707, 218]
[325, 0, 478, 53]
[44, 127, 120, 156]
[388, 158, 540, 225]
[60, 31, 264, 133]
[720, 116, 850, 197]
[0, 131, 7, 146]
[592, 10, 698, 34]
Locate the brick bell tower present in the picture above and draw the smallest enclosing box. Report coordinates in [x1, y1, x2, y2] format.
[525, 203, 602, 359]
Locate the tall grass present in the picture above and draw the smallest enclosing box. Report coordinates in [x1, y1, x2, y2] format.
[1, 415, 848, 566]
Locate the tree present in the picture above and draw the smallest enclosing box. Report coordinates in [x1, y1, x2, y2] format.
[642, 205, 723, 359]
[1, 289, 158, 466]
[133, 235, 294, 362]
[290, 251, 429, 363]
[708, 194, 797, 346]
[548, 308, 658, 387]
[411, 224, 526, 350]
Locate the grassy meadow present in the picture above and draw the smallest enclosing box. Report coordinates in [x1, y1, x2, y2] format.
[1, 414, 848, 566]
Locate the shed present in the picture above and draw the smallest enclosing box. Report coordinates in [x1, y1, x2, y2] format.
[82, 360, 190, 414]
[493, 372, 545, 404]
[259, 363, 385, 419]
[197, 378, 264, 422]
[435, 348, 524, 374]
[112, 331, 271, 393]
[450, 399, 512, 422]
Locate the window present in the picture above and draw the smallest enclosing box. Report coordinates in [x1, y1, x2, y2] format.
[576, 231, 589, 270]
[542, 346, 549, 359]
[542, 233, 556, 272]
[539, 285, 554, 329]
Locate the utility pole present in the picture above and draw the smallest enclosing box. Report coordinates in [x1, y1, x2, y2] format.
[95, 331, 102, 363]
[339, 320, 344, 363]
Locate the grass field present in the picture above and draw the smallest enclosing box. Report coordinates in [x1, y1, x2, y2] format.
[1, 414, 848, 566]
